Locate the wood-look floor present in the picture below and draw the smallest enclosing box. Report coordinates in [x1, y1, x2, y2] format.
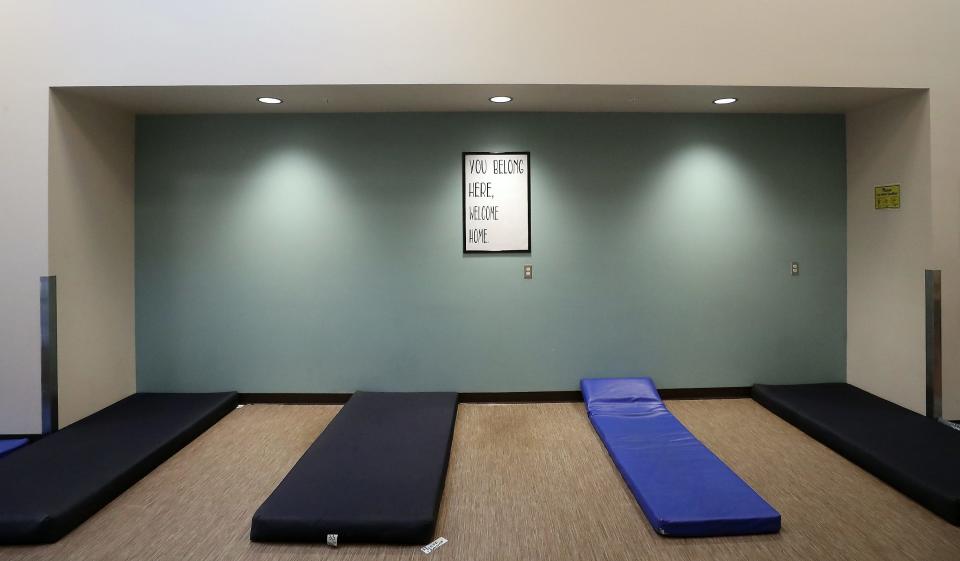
[1, 400, 958, 560]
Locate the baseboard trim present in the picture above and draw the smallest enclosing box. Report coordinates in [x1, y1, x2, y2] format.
[659, 386, 752, 400]
[238, 387, 751, 405]
[0, 434, 41, 442]
[239, 393, 351, 404]
[459, 391, 582, 403]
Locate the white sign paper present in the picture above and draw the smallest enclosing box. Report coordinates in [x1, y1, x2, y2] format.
[463, 152, 530, 252]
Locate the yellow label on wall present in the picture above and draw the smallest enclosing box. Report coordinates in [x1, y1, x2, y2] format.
[875, 184, 901, 209]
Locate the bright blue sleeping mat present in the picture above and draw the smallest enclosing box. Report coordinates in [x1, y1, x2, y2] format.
[0, 438, 28, 458]
[581, 377, 780, 537]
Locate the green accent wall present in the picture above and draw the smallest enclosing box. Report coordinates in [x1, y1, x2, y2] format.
[136, 113, 846, 393]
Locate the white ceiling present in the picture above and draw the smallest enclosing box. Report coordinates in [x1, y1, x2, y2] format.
[56, 84, 919, 114]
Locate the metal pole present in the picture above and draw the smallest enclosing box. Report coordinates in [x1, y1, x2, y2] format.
[924, 270, 942, 420]
[40, 276, 58, 434]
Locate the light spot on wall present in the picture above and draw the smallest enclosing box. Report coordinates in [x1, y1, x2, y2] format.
[242, 148, 333, 229]
[637, 142, 772, 286]
[643, 143, 762, 245]
[650, 144, 754, 212]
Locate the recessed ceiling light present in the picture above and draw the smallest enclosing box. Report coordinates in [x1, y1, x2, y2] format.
[257, 97, 283, 104]
[489, 96, 512, 103]
[713, 97, 738, 105]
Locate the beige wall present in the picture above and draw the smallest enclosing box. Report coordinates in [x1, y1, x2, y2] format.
[48, 92, 136, 427]
[928, 93, 960, 419]
[2, 1, 959, 431]
[846, 92, 932, 413]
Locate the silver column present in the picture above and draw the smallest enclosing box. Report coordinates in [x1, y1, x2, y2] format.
[40, 276, 58, 434]
[924, 269, 942, 420]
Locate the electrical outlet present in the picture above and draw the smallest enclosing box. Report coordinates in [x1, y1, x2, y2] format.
[523, 264, 533, 280]
[791, 262, 800, 276]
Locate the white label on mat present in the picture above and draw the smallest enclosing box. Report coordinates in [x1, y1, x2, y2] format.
[421, 536, 448, 554]
[326, 534, 338, 547]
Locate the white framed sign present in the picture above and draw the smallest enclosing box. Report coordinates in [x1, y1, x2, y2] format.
[462, 152, 531, 253]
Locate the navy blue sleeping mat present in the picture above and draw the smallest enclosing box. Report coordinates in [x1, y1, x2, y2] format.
[0, 392, 237, 544]
[582, 378, 780, 537]
[753, 383, 960, 525]
[251, 391, 458, 545]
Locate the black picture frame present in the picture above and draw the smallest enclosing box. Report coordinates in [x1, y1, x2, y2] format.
[462, 151, 531, 254]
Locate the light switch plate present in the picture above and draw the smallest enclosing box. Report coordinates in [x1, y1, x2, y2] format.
[523, 264, 533, 280]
